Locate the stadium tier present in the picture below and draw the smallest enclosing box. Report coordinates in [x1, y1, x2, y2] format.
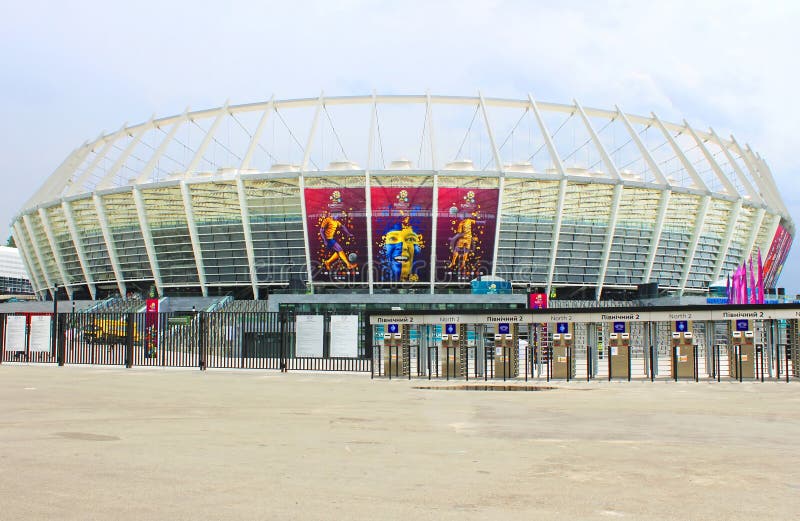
[11, 94, 793, 301]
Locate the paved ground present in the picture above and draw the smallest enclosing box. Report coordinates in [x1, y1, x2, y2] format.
[1, 364, 799, 520]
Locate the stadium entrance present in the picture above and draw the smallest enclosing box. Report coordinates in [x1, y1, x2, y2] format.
[367, 304, 800, 382]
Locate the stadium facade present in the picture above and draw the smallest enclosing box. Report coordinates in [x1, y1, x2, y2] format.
[10, 94, 794, 302]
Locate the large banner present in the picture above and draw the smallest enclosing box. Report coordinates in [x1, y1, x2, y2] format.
[436, 188, 499, 281]
[763, 224, 793, 289]
[371, 186, 433, 282]
[305, 188, 367, 282]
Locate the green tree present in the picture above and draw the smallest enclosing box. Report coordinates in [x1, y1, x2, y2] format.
[5, 235, 15, 248]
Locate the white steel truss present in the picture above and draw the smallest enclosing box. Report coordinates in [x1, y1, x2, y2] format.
[14, 221, 46, 297]
[11, 94, 794, 299]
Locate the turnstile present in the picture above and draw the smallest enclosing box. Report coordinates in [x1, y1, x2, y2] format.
[551, 322, 575, 379]
[493, 323, 519, 379]
[671, 320, 696, 380]
[729, 319, 756, 380]
[383, 323, 409, 377]
[441, 323, 467, 378]
[609, 321, 630, 380]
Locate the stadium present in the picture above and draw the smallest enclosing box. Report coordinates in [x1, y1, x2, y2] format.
[10, 94, 794, 306]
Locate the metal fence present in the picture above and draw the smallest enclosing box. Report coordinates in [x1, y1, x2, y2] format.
[0, 311, 371, 373]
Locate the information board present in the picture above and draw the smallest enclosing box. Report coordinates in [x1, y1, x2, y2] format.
[329, 315, 359, 358]
[295, 315, 324, 358]
[4, 315, 26, 352]
[29, 315, 51, 352]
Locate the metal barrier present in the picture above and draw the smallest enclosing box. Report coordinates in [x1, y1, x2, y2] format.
[0, 311, 371, 373]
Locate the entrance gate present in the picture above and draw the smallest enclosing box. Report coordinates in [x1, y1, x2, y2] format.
[368, 305, 800, 382]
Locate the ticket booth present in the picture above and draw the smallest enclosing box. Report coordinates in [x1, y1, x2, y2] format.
[441, 323, 467, 378]
[730, 319, 755, 379]
[609, 321, 630, 380]
[383, 323, 409, 377]
[671, 320, 696, 380]
[493, 322, 519, 379]
[552, 322, 575, 379]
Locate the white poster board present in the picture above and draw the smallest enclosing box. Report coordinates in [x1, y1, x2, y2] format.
[29, 315, 52, 352]
[4, 315, 26, 352]
[329, 315, 359, 358]
[295, 315, 324, 358]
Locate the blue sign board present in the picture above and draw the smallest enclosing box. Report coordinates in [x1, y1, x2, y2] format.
[387, 323, 399, 334]
[613, 322, 626, 333]
[498, 323, 510, 335]
[556, 322, 568, 334]
[675, 320, 688, 333]
[445, 323, 457, 335]
[736, 319, 749, 332]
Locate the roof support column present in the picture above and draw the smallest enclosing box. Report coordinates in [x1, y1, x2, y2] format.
[37, 208, 74, 300]
[62, 201, 97, 299]
[186, 102, 229, 174]
[180, 181, 208, 296]
[740, 208, 765, 271]
[365, 92, 377, 295]
[68, 124, 127, 196]
[596, 184, 623, 300]
[528, 93, 568, 297]
[13, 221, 47, 298]
[677, 195, 711, 295]
[643, 189, 672, 284]
[299, 93, 324, 291]
[710, 198, 743, 283]
[426, 91, 439, 294]
[479, 91, 506, 278]
[236, 175, 260, 299]
[240, 97, 274, 170]
[22, 214, 55, 298]
[132, 188, 162, 296]
[136, 108, 190, 184]
[574, 99, 624, 300]
[93, 194, 127, 297]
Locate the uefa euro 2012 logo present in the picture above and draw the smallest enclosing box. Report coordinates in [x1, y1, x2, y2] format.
[463, 190, 475, 205]
[330, 190, 342, 204]
[396, 190, 408, 204]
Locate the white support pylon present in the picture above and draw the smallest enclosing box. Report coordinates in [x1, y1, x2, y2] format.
[38, 208, 74, 300]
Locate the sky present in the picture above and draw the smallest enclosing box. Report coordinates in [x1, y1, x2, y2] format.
[1, 0, 799, 293]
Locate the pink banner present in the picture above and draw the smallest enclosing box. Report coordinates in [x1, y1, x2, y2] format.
[304, 188, 368, 282]
[435, 188, 499, 282]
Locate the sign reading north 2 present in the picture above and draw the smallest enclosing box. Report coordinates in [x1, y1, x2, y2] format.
[304, 188, 367, 282]
[736, 319, 750, 332]
[675, 320, 688, 333]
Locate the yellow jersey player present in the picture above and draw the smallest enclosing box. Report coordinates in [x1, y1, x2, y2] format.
[319, 213, 356, 270]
